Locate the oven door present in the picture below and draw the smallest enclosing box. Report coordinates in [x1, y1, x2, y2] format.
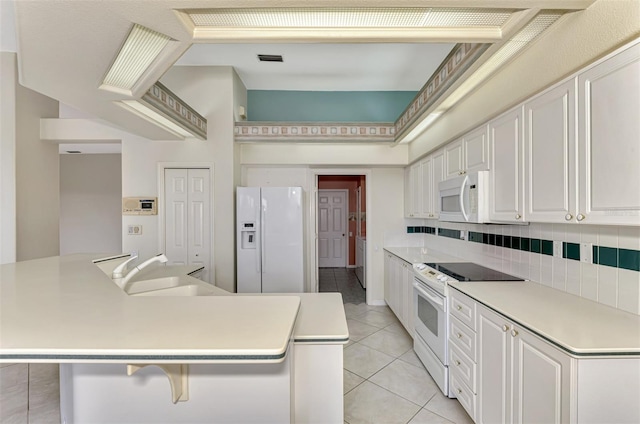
[413, 278, 447, 364]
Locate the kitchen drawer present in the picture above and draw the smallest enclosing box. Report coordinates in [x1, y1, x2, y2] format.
[449, 315, 476, 361]
[449, 341, 476, 393]
[450, 289, 476, 330]
[450, 369, 477, 422]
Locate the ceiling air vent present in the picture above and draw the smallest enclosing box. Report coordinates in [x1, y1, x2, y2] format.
[258, 54, 283, 62]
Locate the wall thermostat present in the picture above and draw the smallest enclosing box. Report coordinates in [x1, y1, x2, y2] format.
[123, 197, 157, 215]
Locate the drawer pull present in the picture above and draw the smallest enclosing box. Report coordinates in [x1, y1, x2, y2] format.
[456, 305, 462, 311]
[511, 329, 519, 337]
[456, 333, 462, 339]
[454, 360, 461, 366]
[457, 388, 463, 395]
[502, 325, 509, 332]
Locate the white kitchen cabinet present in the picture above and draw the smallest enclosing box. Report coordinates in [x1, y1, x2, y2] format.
[420, 155, 433, 218]
[445, 126, 489, 179]
[489, 106, 525, 223]
[477, 303, 571, 424]
[577, 41, 640, 225]
[431, 149, 445, 218]
[524, 79, 577, 223]
[404, 162, 422, 218]
[384, 251, 414, 335]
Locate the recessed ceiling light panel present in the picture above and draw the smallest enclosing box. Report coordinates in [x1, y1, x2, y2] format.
[185, 7, 514, 28]
[101, 24, 171, 93]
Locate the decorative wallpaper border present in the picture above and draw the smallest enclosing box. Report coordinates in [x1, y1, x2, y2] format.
[234, 122, 395, 143]
[142, 81, 207, 139]
[394, 43, 490, 138]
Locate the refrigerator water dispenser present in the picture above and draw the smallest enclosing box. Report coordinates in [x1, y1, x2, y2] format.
[240, 222, 256, 249]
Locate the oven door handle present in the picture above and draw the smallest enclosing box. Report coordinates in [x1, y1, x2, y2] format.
[459, 175, 470, 222]
[413, 282, 445, 308]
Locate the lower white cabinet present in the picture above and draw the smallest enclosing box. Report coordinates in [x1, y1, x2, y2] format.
[384, 251, 414, 336]
[477, 303, 571, 424]
[452, 288, 640, 424]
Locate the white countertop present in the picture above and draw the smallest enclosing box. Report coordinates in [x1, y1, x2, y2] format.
[384, 246, 462, 264]
[0, 254, 346, 364]
[450, 281, 640, 356]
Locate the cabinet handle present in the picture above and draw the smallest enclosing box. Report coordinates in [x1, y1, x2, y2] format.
[456, 333, 462, 339]
[455, 360, 461, 366]
[456, 305, 462, 311]
[457, 388, 463, 395]
[565, 213, 573, 221]
[502, 325, 509, 332]
[515, 213, 521, 220]
[577, 213, 585, 222]
[511, 329, 519, 337]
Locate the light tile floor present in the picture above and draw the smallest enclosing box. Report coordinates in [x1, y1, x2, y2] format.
[320, 267, 474, 424]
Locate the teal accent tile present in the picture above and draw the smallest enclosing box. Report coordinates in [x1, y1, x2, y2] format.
[542, 240, 554, 256]
[489, 234, 495, 245]
[619, 249, 640, 272]
[407, 227, 414, 233]
[512, 237, 521, 250]
[496, 235, 503, 246]
[530, 239, 541, 253]
[593, 245, 599, 264]
[504, 236, 512, 249]
[520, 238, 530, 252]
[483, 233, 489, 244]
[564, 242, 580, 261]
[598, 247, 618, 268]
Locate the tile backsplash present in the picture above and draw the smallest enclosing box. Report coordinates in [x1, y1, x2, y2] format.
[399, 220, 640, 315]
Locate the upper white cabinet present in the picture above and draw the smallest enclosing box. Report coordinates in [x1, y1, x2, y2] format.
[489, 107, 525, 223]
[524, 79, 577, 223]
[405, 149, 444, 219]
[445, 126, 489, 179]
[577, 41, 640, 226]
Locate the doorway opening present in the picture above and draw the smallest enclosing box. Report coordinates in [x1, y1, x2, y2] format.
[317, 175, 366, 304]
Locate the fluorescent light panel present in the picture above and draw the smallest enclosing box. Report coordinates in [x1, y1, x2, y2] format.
[118, 100, 194, 138]
[102, 24, 171, 91]
[186, 8, 513, 28]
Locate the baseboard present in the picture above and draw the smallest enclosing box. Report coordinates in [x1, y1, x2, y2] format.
[367, 300, 387, 306]
[346, 265, 356, 269]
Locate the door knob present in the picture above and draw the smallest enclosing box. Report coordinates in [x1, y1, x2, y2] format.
[565, 213, 573, 221]
[511, 329, 519, 337]
[502, 325, 509, 332]
[577, 213, 585, 221]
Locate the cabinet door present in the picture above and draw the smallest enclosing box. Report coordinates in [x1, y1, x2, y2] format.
[489, 106, 525, 223]
[400, 261, 411, 332]
[525, 79, 577, 223]
[384, 253, 391, 305]
[410, 163, 422, 218]
[420, 156, 433, 218]
[404, 263, 415, 337]
[464, 125, 489, 173]
[477, 306, 512, 424]
[431, 149, 445, 218]
[511, 326, 572, 424]
[578, 42, 640, 226]
[445, 138, 465, 179]
[404, 167, 412, 218]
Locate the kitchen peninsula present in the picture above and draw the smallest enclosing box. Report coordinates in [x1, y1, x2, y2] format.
[0, 254, 348, 423]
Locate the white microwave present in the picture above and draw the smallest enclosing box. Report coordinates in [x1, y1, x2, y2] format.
[438, 171, 489, 223]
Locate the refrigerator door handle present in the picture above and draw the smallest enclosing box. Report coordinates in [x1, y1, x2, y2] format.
[261, 202, 266, 274]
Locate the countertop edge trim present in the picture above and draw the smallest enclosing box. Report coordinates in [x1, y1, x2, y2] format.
[293, 337, 349, 344]
[0, 352, 287, 362]
[449, 286, 640, 358]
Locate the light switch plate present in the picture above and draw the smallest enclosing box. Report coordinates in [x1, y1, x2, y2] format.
[581, 243, 593, 264]
[128, 225, 142, 235]
[553, 240, 563, 258]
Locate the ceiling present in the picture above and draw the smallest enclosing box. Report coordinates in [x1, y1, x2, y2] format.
[8, 1, 596, 141]
[174, 42, 455, 91]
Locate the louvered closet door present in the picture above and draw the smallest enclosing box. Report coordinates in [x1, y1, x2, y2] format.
[165, 168, 211, 282]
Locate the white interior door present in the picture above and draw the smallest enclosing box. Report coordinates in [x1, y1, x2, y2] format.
[318, 190, 347, 268]
[165, 168, 211, 282]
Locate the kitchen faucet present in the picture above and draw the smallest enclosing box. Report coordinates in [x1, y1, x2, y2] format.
[116, 254, 169, 289]
[111, 255, 138, 279]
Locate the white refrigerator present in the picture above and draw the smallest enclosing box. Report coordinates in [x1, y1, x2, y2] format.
[236, 186, 304, 293]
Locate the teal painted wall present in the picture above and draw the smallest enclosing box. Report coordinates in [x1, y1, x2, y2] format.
[247, 90, 417, 122]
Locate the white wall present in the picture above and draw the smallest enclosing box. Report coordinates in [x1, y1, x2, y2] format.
[119, 66, 243, 292]
[59, 154, 122, 255]
[410, 0, 640, 160]
[0, 53, 17, 264]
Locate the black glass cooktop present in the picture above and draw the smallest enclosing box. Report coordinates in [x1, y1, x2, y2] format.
[424, 262, 524, 282]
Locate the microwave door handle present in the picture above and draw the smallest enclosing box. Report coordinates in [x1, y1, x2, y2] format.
[413, 282, 445, 308]
[459, 175, 470, 222]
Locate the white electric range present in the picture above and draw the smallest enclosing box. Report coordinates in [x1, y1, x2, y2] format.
[412, 262, 523, 397]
